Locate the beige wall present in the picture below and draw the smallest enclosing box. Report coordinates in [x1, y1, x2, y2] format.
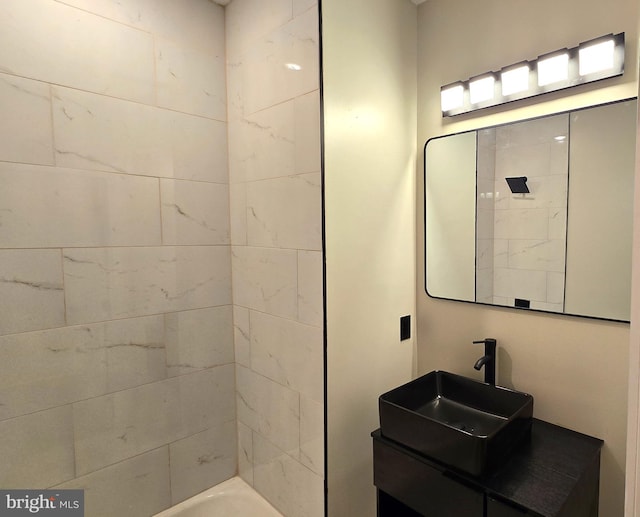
[417, 0, 638, 515]
[323, 0, 417, 515]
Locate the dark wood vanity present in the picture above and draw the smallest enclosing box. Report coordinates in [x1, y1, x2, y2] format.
[372, 419, 603, 517]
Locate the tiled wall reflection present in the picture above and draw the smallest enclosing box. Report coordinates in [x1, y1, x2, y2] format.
[226, 1, 324, 516]
[0, 1, 235, 515]
[477, 115, 569, 312]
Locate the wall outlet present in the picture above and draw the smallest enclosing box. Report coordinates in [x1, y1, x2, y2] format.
[400, 315, 411, 341]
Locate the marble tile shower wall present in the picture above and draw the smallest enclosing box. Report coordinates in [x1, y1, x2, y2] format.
[491, 115, 569, 311]
[226, 1, 324, 517]
[476, 129, 497, 304]
[0, 1, 235, 515]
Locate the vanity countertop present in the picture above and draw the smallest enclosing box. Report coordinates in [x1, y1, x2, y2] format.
[372, 418, 604, 517]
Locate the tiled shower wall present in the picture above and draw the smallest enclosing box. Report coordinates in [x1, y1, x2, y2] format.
[0, 1, 236, 515]
[226, 1, 324, 516]
[478, 115, 569, 311]
[476, 129, 497, 304]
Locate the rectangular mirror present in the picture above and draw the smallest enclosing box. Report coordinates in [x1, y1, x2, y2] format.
[424, 99, 636, 322]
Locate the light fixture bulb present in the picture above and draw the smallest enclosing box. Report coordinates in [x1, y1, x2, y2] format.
[579, 39, 615, 76]
[440, 84, 464, 112]
[501, 65, 530, 96]
[537, 53, 569, 86]
[469, 76, 495, 104]
[438, 33, 624, 117]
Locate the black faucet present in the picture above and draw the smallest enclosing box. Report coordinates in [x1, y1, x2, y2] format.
[473, 338, 496, 385]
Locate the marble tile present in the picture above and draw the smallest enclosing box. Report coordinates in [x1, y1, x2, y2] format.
[73, 380, 177, 475]
[53, 87, 228, 181]
[0, 163, 161, 248]
[0, 0, 154, 103]
[521, 175, 568, 209]
[169, 421, 237, 505]
[496, 114, 567, 147]
[493, 239, 509, 269]
[477, 207, 496, 241]
[228, 100, 296, 183]
[58, 0, 225, 53]
[476, 239, 494, 271]
[0, 249, 65, 336]
[168, 113, 229, 183]
[0, 316, 166, 421]
[548, 207, 568, 240]
[0, 407, 75, 488]
[250, 311, 323, 401]
[477, 129, 496, 180]
[297, 251, 323, 327]
[238, 421, 254, 486]
[294, 0, 318, 16]
[253, 433, 324, 517]
[236, 365, 299, 455]
[55, 447, 171, 517]
[295, 91, 321, 174]
[156, 37, 226, 121]
[73, 366, 235, 475]
[53, 87, 164, 177]
[161, 180, 230, 246]
[165, 307, 234, 377]
[549, 138, 570, 175]
[300, 395, 324, 476]
[226, 60, 245, 128]
[496, 142, 552, 180]
[241, 9, 320, 115]
[492, 189, 510, 210]
[233, 306, 252, 368]
[0, 327, 104, 421]
[145, 0, 225, 52]
[64, 246, 231, 325]
[232, 246, 298, 319]
[177, 366, 236, 440]
[493, 267, 547, 301]
[246, 173, 322, 250]
[547, 271, 566, 305]
[531, 301, 563, 313]
[508, 239, 566, 273]
[0, 72, 53, 165]
[101, 316, 168, 393]
[477, 182, 497, 214]
[494, 208, 549, 240]
[52, 86, 167, 175]
[476, 270, 494, 303]
[225, 0, 293, 59]
[230, 182, 248, 244]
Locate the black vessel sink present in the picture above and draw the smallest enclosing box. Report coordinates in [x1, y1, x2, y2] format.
[379, 370, 533, 476]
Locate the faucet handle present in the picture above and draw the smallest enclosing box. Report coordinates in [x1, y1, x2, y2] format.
[472, 338, 497, 351]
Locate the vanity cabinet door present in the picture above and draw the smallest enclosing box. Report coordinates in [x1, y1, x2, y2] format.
[487, 497, 530, 517]
[373, 439, 484, 516]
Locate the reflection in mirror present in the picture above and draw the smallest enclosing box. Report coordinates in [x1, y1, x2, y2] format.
[424, 99, 636, 322]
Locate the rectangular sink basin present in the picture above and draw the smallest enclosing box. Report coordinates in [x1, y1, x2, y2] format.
[379, 370, 533, 476]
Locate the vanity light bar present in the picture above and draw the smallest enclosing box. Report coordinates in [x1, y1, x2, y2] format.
[440, 32, 625, 117]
